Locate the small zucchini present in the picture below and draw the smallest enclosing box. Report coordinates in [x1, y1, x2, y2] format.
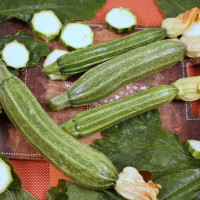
[0, 158, 13, 194]
[105, 7, 137, 33]
[61, 85, 178, 138]
[60, 23, 94, 50]
[42, 28, 167, 75]
[48, 40, 185, 110]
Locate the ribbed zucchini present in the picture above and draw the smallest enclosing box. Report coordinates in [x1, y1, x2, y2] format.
[42, 28, 167, 75]
[48, 40, 185, 110]
[0, 61, 117, 190]
[61, 85, 178, 138]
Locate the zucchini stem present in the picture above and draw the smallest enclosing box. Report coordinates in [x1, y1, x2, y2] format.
[0, 60, 13, 84]
[48, 92, 71, 110]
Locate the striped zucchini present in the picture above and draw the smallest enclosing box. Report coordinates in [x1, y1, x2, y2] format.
[42, 28, 166, 75]
[0, 61, 117, 190]
[48, 40, 185, 110]
[61, 85, 178, 138]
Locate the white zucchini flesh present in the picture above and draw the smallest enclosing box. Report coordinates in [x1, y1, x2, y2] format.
[60, 23, 94, 50]
[43, 49, 70, 80]
[105, 7, 137, 33]
[31, 10, 62, 42]
[0, 158, 13, 194]
[186, 140, 200, 159]
[1, 40, 30, 69]
[183, 22, 200, 36]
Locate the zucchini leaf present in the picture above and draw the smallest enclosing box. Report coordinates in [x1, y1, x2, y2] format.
[157, 0, 200, 18]
[0, 151, 36, 199]
[0, 31, 49, 71]
[92, 109, 200, 200]
[0, 188, 36, 200]
[47, 179, 124, 200]
[0, 0, 106, 24]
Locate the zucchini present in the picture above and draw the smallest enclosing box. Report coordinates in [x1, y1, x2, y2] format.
[0, 60, 117, 190]
[43, 49, 70, 80]
[61, 85, 178, 138]
[186, 140, 200, 159]
[105, 7, 137, 33]
[60, 23, 94, 50]
[42, 28, 167, 75]
[0, 158, 13, 194]
[31, 10, 62, 42]
[48, 40, 185, 110]
[1, 40, 30, 69]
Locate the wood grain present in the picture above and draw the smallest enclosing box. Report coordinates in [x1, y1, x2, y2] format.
[0, 20, 199, 160]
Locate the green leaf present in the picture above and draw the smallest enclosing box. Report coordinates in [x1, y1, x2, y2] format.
[0, 188, 36, 200]
[0, 0, 106, 24]
[157, 0, 200, 18]
[47, 179, 124, 200]
[0, 31, 49, 69]
[0, 150, 22, 190]
[92, 110, 200, 200]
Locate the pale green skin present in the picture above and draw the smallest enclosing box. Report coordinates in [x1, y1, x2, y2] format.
[0, 61, 117, 190]
[186, 140, 200, 159]
[48, 40, 185, 110]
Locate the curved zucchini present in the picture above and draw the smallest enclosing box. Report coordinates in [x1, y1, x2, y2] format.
[60, 85, 178, 138]
[42, 28, 167, 75]
[0, 61, 117, 190]
[48, 40, 185, 110]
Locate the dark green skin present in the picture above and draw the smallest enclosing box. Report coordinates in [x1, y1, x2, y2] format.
[42, 28, 167, 75]
[0, 61, 117, 190]
[48, 40, 185, 110]
[60, 85, 178, 138]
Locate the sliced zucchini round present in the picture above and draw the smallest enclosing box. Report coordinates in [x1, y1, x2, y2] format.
[31, 10, 62, 42]
[0, 158, 13, 194]
[105, 7, 137, 33]
[43, 49, 70, 80]
[186, 140, 200, 159]
[60, 23, 94, 50]
[1, 40, 30, 69]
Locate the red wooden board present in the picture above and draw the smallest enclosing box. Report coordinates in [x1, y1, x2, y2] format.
[0, 20, 199, 160]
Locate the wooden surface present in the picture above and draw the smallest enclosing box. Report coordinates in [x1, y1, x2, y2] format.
[0, 20, 199, 160]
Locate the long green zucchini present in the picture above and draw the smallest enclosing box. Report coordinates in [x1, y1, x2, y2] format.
[48, 40, 185, 110]
[42, 28, 166, 75]
[60, 85, 178, 138]
[0, 61, 117, 190]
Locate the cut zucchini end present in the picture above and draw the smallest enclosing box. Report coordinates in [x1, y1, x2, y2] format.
[105, 7, 137, 33]
[186, 140, 200, 159]
[47, 92, 71, 110]
[60, 23, 94, 50]
[0, 158, 13, 194]
[1, 40, 30, 69]
[48, 74, 70, 81]
[31, 10, 62, 42]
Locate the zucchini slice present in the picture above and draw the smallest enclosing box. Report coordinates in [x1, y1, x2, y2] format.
[105, 7, 137, 33]
[186, 140, 200, 159]
[0, 158, 13, 194]
[60, 23, 94, 50]
[43, 49, 70, 80]
[1, 40, 30, 69]
[31, 10, 62, 42]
